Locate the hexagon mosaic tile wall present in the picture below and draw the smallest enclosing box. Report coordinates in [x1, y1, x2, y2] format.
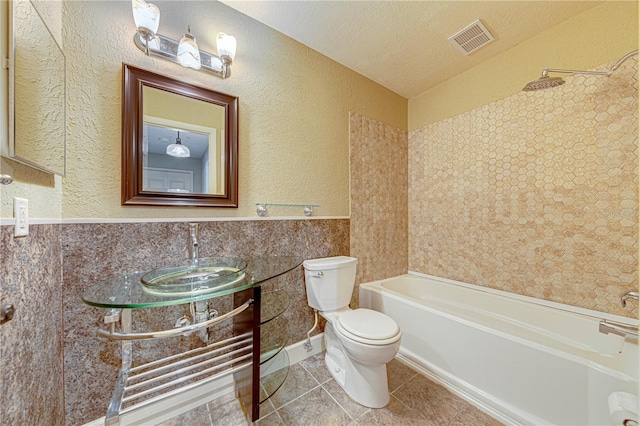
[409, 56, 638, 318]
[350, 112, 409, 309]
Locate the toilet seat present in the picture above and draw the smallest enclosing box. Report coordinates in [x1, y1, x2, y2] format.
[335, 309, 401, 346]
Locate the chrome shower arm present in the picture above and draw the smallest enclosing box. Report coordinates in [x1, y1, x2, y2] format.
[544, 49, 639, 77]
[610, 49, 639, 72]
[545, 68, 611, 77]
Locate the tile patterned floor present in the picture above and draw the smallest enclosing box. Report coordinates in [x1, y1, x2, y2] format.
[159, 353, 504, 426]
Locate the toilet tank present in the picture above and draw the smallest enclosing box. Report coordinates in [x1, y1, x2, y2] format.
[303, 256, 358, 311]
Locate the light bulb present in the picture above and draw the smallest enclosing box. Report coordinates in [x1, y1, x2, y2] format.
[216, 33, 237, 61]
[177, 27, 201, 70]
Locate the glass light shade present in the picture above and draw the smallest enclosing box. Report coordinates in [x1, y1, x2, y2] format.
[166, 143, 190, 158]
[177, 31, 201, 70]
[132, 0, 160, 34]
[216, 33, 237, 60]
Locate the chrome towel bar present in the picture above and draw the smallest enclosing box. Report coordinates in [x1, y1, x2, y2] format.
[98, 299, 252, 341]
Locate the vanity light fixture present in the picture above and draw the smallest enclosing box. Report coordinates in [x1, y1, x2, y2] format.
[166, 131, 190, 158]
[131, 0, 237, 79]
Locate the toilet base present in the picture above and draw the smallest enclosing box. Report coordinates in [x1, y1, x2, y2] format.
[324, 324, 391, 408]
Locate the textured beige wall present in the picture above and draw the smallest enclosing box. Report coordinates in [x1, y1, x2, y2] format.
[60, 1, 406, 220]
[0, 0, 63, 220]
[409, 56, 638, 318]
[349, 112, 408, 308]
[31, 0, 62, 46]
[12, 0, 65, 175]
[408, 2, 639, 130]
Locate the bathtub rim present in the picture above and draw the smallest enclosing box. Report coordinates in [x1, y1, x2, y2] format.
[374, 271, 640, 327]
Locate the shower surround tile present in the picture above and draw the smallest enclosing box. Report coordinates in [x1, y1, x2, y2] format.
[62, 218, 348, 425]
[350, 112, 409, 307]
[409, 56, 639, 318]
[0, 224, 64, 425]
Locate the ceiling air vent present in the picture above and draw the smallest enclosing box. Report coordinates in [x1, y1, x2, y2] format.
[448, 19, 494, 56]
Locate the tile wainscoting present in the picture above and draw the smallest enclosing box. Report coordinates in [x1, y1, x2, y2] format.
[1, 219, 348, 425]
[0, 224, 65, 425]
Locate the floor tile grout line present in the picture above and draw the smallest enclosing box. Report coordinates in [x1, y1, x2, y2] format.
[298, 359, 324, 387]
[319, 381, 359, 423]
[204, 398, 215, 426]
[447, 408, 466, 425]
[352, 407, 372, 424]
[298, 357, 334, 387]
[388, 393, 415, 413]
[389, 370, 419, 397]
[270, 382, 322, 412]
[445, 404, 470, 426]
[260, 398, 277, 419]
[272, 407, 285, 425]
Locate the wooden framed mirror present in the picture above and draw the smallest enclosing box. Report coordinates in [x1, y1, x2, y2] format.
[122, 64, 238, 207]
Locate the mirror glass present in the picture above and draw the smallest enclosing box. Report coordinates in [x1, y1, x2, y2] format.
[142, 87, 226, 195]
[5, 0, 66, 175]
[122, 65, 238, 207]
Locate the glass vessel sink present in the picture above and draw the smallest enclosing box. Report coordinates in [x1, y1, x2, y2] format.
[141, 257, 247, 296]
[82, 256, 302, 309]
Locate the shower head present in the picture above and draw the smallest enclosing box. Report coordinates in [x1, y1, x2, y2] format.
[522, 69, 565, 91]
[522, 49, 638, 92]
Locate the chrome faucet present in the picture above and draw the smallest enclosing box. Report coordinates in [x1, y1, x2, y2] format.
[188, 223, 199, 266]
[186, 222, 209, 341]
[621, 291, 639, 308]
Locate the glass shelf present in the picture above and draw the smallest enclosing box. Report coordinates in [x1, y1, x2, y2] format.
[260, 290, 289, 325]
[259, 348, 289, 404]
[260, 316, 288, 364]
[81, 255, 302, 309]
[255, 203, 320, 207]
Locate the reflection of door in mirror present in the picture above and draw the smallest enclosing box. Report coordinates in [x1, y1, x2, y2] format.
[10, 0, 66, 175]
[142, 86, 226, 196]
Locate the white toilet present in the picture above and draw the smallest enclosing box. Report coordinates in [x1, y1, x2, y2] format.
[303, 256, 402, 408]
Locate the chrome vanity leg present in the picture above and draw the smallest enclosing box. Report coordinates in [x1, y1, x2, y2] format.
[105, 309, 132, 426]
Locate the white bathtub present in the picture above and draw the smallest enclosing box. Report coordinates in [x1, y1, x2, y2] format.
[359, 274, 639, 426]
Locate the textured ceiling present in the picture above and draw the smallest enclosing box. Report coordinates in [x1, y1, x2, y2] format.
[220, 1, 601, 99]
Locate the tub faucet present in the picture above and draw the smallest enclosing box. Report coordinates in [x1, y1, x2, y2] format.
[188, 223, 199, 266]
[599, 320, 638, 341]
[621, 291, 639, 308]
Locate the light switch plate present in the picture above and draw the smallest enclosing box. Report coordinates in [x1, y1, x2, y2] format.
[13, 197, 28, 237]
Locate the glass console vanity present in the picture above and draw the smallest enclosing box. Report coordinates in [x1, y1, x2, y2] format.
[82, 255, 302, 425]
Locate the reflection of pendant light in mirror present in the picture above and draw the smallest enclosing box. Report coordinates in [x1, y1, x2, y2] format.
[166, 131, 190, 158]
[177, 27, 201, 70]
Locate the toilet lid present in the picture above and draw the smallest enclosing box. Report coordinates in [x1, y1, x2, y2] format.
[337, 309, 399, 340]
